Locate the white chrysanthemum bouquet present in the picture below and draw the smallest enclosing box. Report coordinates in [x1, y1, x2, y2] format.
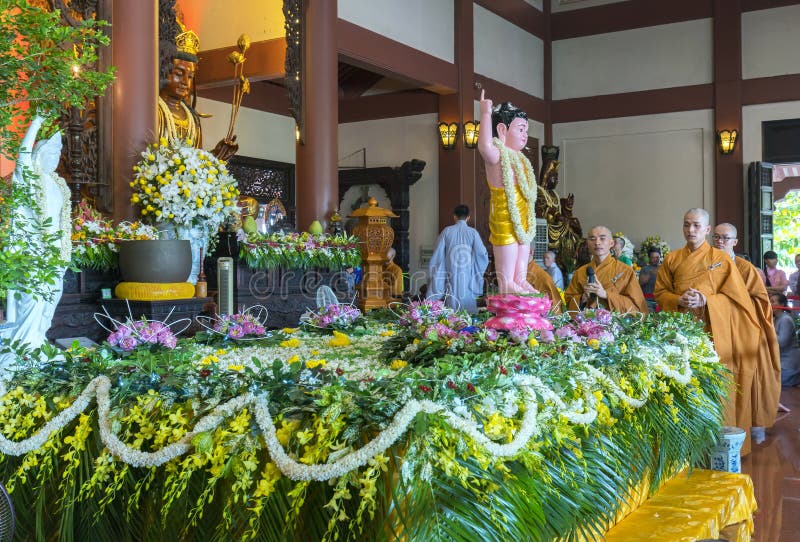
[130, 137, 240, 233]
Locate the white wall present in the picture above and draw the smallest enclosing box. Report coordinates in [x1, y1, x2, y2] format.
[553, 110, 715, 252]
[338, 0, 454, 63]
[552, 19, 712, 99]
[196, 98, 296, 163]
[524, 0, 543, 11]
[474, 4, 544, 98]
[338, 114, 440, 279]
[742, 5, 800, 80]
[177, 0, 285, 51]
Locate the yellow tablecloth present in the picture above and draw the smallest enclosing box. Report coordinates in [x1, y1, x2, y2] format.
[604, 469, 756, 541]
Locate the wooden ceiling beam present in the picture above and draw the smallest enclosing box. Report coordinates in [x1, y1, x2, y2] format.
[339, 90, 438, 123]
[195, 37, 286, 89]
[336, 19, 458, 95]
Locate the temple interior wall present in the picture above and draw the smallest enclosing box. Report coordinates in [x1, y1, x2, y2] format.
[338, 0, 454, 63]
[742, 4, 800, 80]
[474, 4, 544, 98]
[177, 0, 285, 51]
[552, 19, 713, 100]
[552, 110, 715, 252]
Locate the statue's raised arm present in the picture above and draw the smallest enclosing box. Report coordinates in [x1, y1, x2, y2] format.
[14, 115, 45, 175]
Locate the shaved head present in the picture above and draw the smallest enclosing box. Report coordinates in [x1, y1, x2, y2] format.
[589, 225, 613, 238]
[684, 208, 709, 226]
[716, 222, 737, 237]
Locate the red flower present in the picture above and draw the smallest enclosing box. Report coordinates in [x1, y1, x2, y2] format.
[335, 367, 344, 376]
[447, 380, 456, 389]
[199, 369, 211, 378]
[466, 382, 476, 392]
[419, 384, 432, 393]
[498, 365, 508, 375]
[514, 364, 522, 371]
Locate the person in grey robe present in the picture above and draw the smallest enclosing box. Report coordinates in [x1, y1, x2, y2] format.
[427, 204, 489, 313]
[771, 293, 800, 387]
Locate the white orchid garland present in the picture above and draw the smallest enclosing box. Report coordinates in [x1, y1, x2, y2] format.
[0, 344, 711, 480]
[492, 137, 537, 245]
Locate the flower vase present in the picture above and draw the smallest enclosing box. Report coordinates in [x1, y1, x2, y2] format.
[175, 224, 208, 285]
[710, 426, 746, 473]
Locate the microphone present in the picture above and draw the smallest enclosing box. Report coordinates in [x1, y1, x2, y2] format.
[586, 266, 596, 303]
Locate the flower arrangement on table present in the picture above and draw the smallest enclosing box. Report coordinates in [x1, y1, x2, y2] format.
[129, 137, 239, 245]
[194, 306, 270, 343]
[70, 201, 160, 271]
[300, 302, 364, 332]
[639, 234, 671, 264]
[0, 308, 729, 542]
[239, 230, 361, 270]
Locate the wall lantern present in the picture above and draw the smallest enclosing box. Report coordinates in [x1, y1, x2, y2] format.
[717, 129, 738, 155]
[438, 122, 459, 150]
[463, 120, 480, 149]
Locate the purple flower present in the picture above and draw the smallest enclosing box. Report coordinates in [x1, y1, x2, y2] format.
[485, 328, 499, 341]
[158, 332, 177, 349]
[508, 328, 529, 344]
[227, 325, 245, 339]
[119, 336, 139, 352]
[538, 329, 555, 343]
[595, 309, 612, 325]
[555, 325, 577, 339]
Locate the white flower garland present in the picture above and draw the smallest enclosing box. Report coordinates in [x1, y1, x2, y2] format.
[31, 166, 72, 263]
[0, 333, 712, 480]
[158, 98, 198, 143]
[492, 137, 537, 245]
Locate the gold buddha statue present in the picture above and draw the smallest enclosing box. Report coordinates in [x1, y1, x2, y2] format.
[158, 23, 238, 161]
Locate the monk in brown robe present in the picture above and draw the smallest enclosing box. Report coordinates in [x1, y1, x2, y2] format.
[655, 209, 761, 455]
[564, 225, 648, 313]
[527, 260, 562, 314]
[713, 223, 782, 443]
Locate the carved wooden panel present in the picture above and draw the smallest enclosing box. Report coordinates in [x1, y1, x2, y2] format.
[227, 156, 296, 226]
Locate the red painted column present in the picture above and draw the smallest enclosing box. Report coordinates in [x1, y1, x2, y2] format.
[544, 0, 553, 145]
[438, 0, 476, 232]
[713, 0, 743, 230]
[111, 0, 158, 221]
[295, 0, 338, 231]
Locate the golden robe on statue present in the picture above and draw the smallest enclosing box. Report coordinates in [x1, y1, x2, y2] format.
[527, 261, 562, 314]
[734, 257, 782, 428]
[654, 243, 761, 454]
[564, 257, 648, 313]
[487, 183, 531, 246]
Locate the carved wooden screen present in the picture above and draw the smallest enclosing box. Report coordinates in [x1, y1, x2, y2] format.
[227, 156, 296, 226]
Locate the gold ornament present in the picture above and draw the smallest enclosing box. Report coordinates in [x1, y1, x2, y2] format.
[176, 22, 200, 56]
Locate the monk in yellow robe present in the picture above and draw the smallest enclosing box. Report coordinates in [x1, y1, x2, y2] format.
[655, 209, 761, 455]
[527, 260, 562, 314]
[564, 226, 648, 313]
[713, 223, 781, 441]
[384, 248, 404, 298]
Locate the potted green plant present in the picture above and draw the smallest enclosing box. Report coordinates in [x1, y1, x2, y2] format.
[0, 1, 114, 323]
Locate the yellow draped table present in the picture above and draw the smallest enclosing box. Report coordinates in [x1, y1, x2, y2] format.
[604, 469, 756, 541]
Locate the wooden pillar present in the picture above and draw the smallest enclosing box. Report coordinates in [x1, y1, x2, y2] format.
[438, 0, 476, 232]
[111, 0, 158, 221]
[713, 0, 743, 230]
[295, 0, 338, 232]
[544, 0, 553, 145]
